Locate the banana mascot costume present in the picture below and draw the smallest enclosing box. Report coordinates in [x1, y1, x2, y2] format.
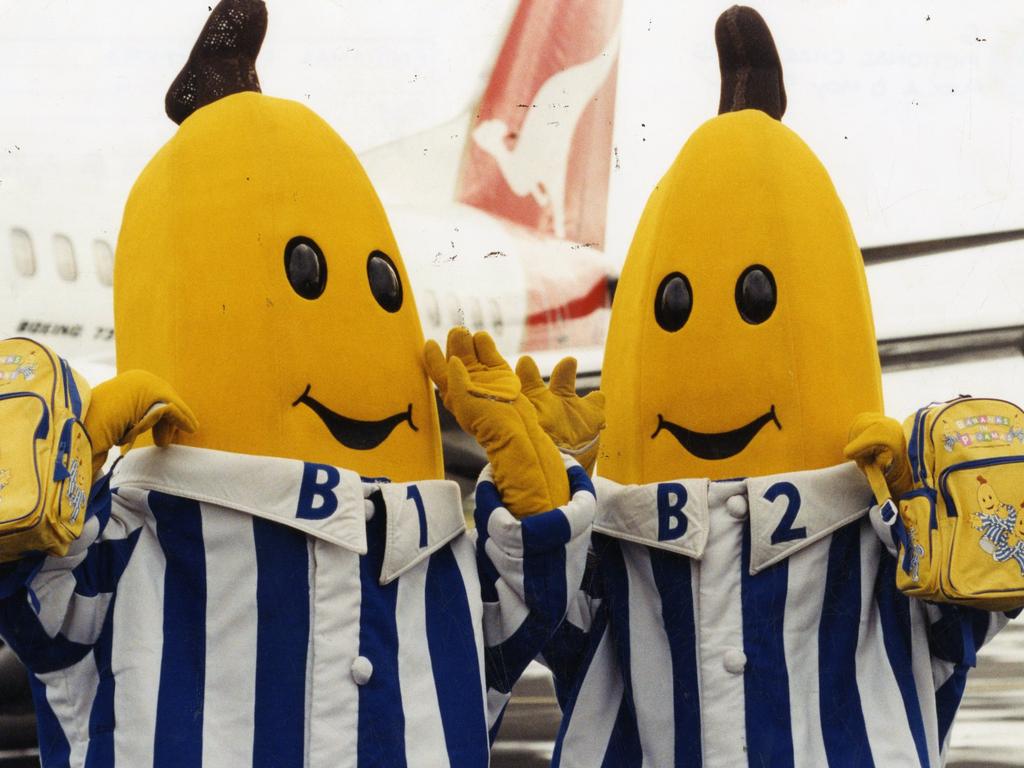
[544, 8, 1011, 767]
[0, 2, 594, 765]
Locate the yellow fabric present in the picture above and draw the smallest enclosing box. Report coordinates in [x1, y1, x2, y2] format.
[601, 110, 883, 484]
[516, 355, 605, 476]
[844, 412, 913, 499]
[425, 329, 568, 517]
[115, 92, 443, 481]
[884, 398, 1024, 610]
[87, 370, 199, 476]
[0, 338, 92, 561]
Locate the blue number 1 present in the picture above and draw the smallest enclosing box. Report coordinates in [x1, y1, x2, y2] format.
[407, 485, 428, 548]
[765, 482, 807, 545]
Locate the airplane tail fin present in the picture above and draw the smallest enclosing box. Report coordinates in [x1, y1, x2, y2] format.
[456, 0, 623, 248]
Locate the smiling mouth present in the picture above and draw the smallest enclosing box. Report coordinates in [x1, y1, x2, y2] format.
[651, 406, 782, 461]
[292, 384, 417, 451]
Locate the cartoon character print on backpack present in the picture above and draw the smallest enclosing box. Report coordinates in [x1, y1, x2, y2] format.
[0, 355, 36, 384]
[64, 458, 88, 525]
[971, 474, 1024, 575]
[904, 521, 926, 582]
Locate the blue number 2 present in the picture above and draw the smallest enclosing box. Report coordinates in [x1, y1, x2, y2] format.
[407, 485, 428, 548]
[765, 482, 807, 545]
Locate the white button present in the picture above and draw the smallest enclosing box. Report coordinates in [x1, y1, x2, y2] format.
[722, 648, 747, 674]
[726, 495, 749, 519]
[351, 656, 374, 685]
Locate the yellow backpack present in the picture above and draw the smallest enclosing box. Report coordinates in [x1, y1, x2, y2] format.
[0, 338, 93, 562]
[870, 397, 1024, 611]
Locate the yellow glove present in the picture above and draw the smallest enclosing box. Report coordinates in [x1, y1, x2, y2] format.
[844, 412, 913, 503]
[85, 370, 199, 476]
[515, 355, 605, 476]
[425, 328, 569, 518]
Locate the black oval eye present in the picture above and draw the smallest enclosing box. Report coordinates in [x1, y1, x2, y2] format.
[735, 265, 777, 324]
[367, 250, 403, 313]
[284, 237, 327, 300]
[654, 272, 692, 332]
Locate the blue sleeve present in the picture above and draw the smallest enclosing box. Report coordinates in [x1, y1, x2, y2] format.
[926, 602, 1012, 667]
[539, 545, 605, 704]
[925, 602, 1016, 748]
[0, 474, 137, 674]
[472, 461, 595, 733]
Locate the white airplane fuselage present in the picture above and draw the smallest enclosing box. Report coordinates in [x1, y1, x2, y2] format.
[0, 198, 611, 383]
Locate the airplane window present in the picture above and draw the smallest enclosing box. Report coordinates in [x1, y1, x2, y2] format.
[489, 299, 504, 336]
[423, 290, 441, 327]
[10, 229, 35, 277]
[93, 240, 114, 287]
[468, 297, 484, 330]
[53, 234, 77, 282]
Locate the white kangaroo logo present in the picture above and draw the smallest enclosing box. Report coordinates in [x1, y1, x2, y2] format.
[472, 25, 621, 239]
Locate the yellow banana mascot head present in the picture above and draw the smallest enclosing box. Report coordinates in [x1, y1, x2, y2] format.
[114, 0, 442, 481]
[601, 6, 882, 485]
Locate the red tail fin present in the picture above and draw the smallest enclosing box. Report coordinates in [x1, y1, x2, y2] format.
[456, 0, 622, 248]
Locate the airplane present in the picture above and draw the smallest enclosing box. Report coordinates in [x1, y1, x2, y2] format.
[0, 0, 622, 392]
[2, 1, 1023, 401]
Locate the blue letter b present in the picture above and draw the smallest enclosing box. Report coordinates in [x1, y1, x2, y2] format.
[657, 483, 689, 542]
[297, 463, 341, 520]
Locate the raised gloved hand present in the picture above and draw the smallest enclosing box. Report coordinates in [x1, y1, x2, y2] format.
[425, 328, 569, 517]
[85, 370, 199, 476]
[844, 412, 912, 503]
[515, 356, 605, 476]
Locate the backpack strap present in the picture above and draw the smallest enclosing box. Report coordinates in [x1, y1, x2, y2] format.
[864, 461, 897, 520]
[959, 617, 979, 667]
[60, 358, 84, 419]
[53, 357, 86, 482]
[864, 461, 920, 574]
